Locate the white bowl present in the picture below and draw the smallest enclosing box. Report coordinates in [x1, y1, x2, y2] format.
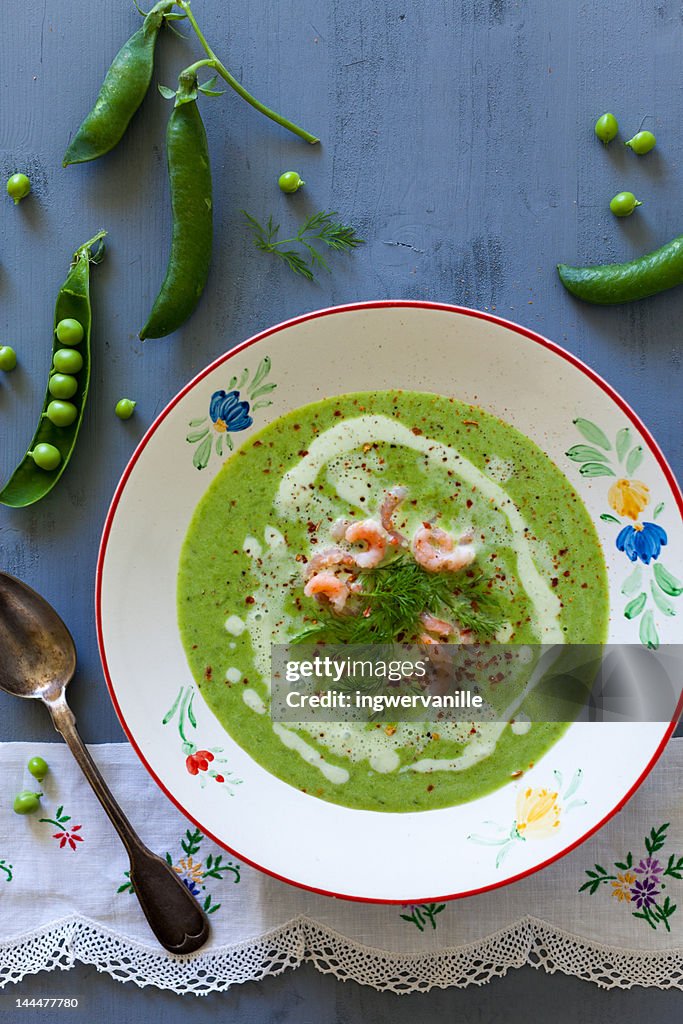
[97, 302, 682, 902]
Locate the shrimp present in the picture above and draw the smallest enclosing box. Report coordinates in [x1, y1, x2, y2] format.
[330, 517, 351, 541]
[304, 571, 351, 613]
[420, 611, 454, 638]
[419, 614, 474, 645]
[304, 546, 358, 579]
[417, 632, 453, 695]
[380, 486, 408, 546]
[411, 524, 475, 573]
[344, 519, 390, 568]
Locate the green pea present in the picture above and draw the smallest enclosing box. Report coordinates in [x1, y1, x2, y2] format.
[53, 348, 83, 374]
[594, 113, 618, 144]
[7, 173, 31, 204]
[115, 398, 136, 420]
[45, 400, 78, 427]
[56, 318, 85, 345]
[29, 443, 62, 471]
[610, 191, 642, 217]
[28, 756, 49, 782]
[278, 171, 306, 194]
[13, 790, 42, 815]
[48, 373, 78, 399]
[0, 346, 17, 371]
[625, 130, 656, 155]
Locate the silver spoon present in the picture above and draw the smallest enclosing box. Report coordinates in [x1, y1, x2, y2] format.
[0, 571, 210, 955]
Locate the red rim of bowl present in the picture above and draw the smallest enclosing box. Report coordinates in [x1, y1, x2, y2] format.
[96, 300, 683, 905]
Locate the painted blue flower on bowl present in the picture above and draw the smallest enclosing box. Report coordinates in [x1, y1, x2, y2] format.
[185, 356, 277, 470]
[616, 522, 667, 565]
[210, 390, 253, 434]
[567, 417, 681, 651]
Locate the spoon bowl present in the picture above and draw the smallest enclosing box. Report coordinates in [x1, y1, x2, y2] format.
[0, 574, 76, 702]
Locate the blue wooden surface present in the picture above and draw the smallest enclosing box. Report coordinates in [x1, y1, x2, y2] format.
[0, 0, 681, 1017]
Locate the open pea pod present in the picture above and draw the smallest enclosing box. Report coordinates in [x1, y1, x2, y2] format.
[0, 231, 106, 508]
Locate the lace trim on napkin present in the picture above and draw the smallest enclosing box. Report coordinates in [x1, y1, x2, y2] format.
[1, 914, 681, 995]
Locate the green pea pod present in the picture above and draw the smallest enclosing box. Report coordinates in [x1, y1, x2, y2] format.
[139, 71, 213, 339]
[558, 234, 683, 304]
[0, 231, 106, 508]
[63, 1, 173, 167]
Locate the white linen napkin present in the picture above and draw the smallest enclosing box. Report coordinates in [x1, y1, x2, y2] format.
[0, 739, 681, 994]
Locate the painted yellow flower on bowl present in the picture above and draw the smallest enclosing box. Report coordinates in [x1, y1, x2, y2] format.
[608, 478, 649, 521]
[468, 769, 585, 868]
[515, 787, 561, 840]
[567, 416, 681, 651]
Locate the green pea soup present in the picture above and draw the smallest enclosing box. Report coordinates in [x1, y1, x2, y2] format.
[178, 391, 609, 812]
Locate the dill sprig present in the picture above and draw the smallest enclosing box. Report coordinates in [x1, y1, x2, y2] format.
[291, 556, 503, 645]
[243, 209, 364, 281]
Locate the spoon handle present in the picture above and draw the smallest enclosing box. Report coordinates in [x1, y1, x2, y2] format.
[46, 694, 210, 955]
